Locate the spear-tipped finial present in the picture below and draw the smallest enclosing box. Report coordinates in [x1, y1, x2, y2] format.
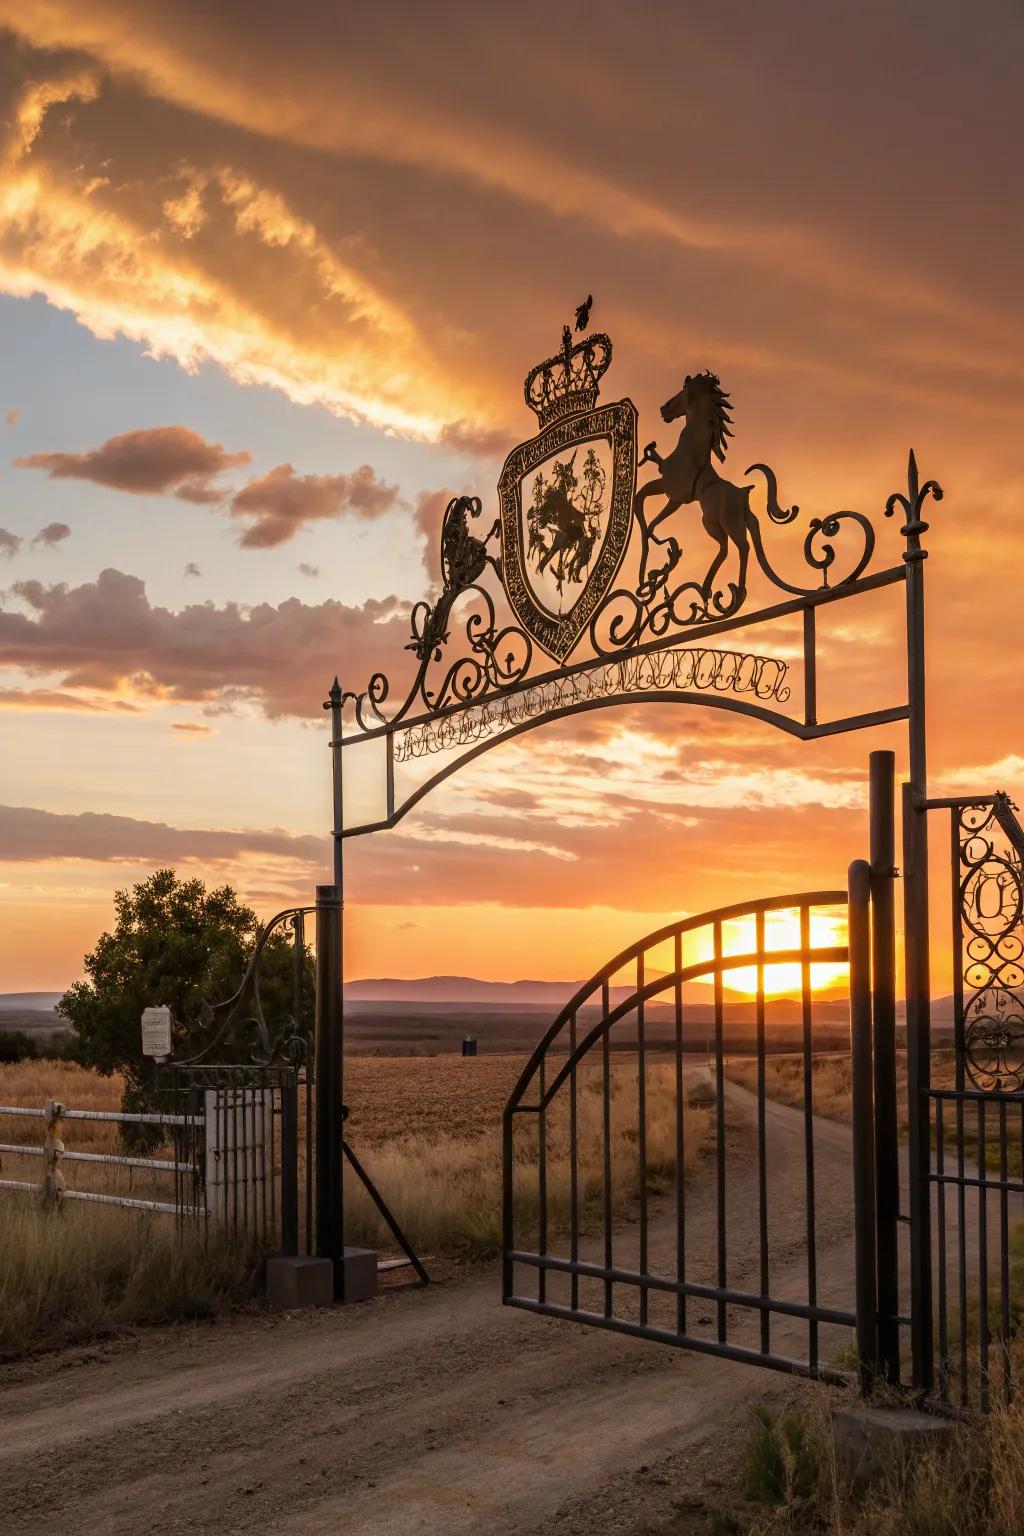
[324, 676, 342, 711]
[884, 449, 943, 563]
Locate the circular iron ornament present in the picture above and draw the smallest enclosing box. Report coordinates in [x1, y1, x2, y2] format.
[964, 988, 1024, 1094]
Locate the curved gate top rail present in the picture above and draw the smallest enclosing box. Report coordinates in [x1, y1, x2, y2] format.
[502, 881, 873, 1385]
[506, 888, 848, 1117]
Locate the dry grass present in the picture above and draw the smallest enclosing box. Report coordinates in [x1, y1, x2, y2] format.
[344, 1059, 710, 1257]
[723, 1050, 1022, 1178]
[738, 1381, 1024, 1536]
[1, 1054, 711, 1354]
[0, 1200, 259, 1360]
[724, 1053, 855, 1124]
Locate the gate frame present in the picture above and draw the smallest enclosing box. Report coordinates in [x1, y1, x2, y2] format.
[326, 319, 945, 1387]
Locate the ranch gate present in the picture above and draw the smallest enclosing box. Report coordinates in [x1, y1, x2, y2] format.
[322, 309, 1019, 1412]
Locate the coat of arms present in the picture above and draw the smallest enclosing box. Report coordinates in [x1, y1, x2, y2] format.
[498, 320, 637, 661]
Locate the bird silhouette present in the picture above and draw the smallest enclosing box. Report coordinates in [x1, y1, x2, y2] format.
[574, 294, 593, 332]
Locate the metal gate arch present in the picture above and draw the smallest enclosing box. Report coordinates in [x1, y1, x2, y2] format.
[501, 878, 884, 1384]
[323, 307, 1003, 1401]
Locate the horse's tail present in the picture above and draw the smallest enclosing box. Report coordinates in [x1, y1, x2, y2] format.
[745, 463, 799, 526]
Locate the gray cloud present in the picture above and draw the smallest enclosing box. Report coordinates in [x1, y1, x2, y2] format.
[0, 567, 414, 717]
[15, 426, 250, 503]
[0, 801, 326, 868]
[32, 521, 71, 547]
[0, 527, 21, 559]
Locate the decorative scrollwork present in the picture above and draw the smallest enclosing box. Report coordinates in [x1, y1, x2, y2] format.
[185, 908, 313, 1067]
[332, 324, 924, 766]
[393, 645, 790, 761]
[958, 799, 1024, 1093]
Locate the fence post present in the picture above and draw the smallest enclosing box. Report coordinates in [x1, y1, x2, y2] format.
[314, 883, 344, 1292]
[869, 751, 901, 1383]
[849, 860, 878, 1392]
[42, 1099, 65, 1207]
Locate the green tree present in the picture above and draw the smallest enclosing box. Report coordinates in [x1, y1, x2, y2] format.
[59, 869, 314, 1109]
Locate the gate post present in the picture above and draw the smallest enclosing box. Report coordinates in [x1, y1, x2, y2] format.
[869, 751, 900, 1382]
[315, 883, 345, 1290]
[849, 859, 878, 1391]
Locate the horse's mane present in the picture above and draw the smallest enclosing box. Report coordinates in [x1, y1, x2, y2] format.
[690, 370, 734, 464]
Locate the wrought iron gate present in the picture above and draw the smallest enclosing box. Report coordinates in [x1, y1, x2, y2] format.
[503, 872, 889, 1384]
[917, 793, 1024, 1411]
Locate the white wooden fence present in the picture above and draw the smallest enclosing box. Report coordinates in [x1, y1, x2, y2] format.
[0, 1098, 204, 1217]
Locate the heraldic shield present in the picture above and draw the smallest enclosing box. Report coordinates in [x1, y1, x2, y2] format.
[498, 327, 637, 662]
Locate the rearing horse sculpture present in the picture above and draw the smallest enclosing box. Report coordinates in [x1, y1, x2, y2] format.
[634, 371, 796, 610]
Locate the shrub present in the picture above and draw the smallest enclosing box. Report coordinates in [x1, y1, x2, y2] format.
[0, 1030, 38, 1063]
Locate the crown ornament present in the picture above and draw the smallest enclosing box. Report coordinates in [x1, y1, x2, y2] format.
[524, 323, 613, 428]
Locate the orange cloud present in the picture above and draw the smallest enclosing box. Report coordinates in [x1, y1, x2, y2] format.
[230, 462, 399, 547]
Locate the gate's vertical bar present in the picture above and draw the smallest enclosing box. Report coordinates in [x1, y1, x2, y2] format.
[935, 1099, 948, 1400]
[315, 882, 345, 1293]
[569, 1010, 579, 1313]
[501, 1101, 514, 1302]
[800, 902, 819, 1373]
[850, 859, 878, 1391]
[713, 920, 727, 1344]
[899, 451, 936, 1395]
[755, 909, 769, 1356]
[637, 953, 648, 1327]
[998, 1100, 1011, 1405]
[951, 809, 969, 1405]
[904, 781, 933, 1394]
[869, 750, 900, 1383]
[280, 1069, 299, 1255]
[537, 1053, 547, 1306]
[602, 977, 613, 1318]
[978, 1100, 990, 1412]
[674, 930, 687, 1336]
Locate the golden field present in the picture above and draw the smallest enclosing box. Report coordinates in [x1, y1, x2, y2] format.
[0, 1053, 709, 1357]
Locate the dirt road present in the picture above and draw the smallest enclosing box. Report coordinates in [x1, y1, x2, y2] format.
[0, 1084, 860, 1536]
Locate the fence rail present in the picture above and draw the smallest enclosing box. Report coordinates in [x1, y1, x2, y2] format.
[0, 1098, 204, 1218]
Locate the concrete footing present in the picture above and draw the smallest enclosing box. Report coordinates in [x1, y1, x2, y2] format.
[832, 1404, 954, 1495]
[337, 1246, 379, 1303]
[266, 1255, 334, 1309]
[265, 1248, 379, 1308]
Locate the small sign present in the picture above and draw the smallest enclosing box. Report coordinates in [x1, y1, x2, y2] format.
[141, 1005, 173, 1059]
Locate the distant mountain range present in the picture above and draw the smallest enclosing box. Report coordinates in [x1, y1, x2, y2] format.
[342, 974, 856, 1008]
[0, 992, 62, 1011]
[0, 979, 957, 1017]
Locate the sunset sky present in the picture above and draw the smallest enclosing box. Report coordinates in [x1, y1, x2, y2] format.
[0, 2, 1022, 992]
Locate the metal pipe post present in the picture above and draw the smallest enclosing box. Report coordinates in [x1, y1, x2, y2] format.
[869, 750, 900, 1382]
[849, 859, 878, 1392]
[314, 883, 344, 1289]
[900, 452, 934, 1394]
[328, 678, 344, 891]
